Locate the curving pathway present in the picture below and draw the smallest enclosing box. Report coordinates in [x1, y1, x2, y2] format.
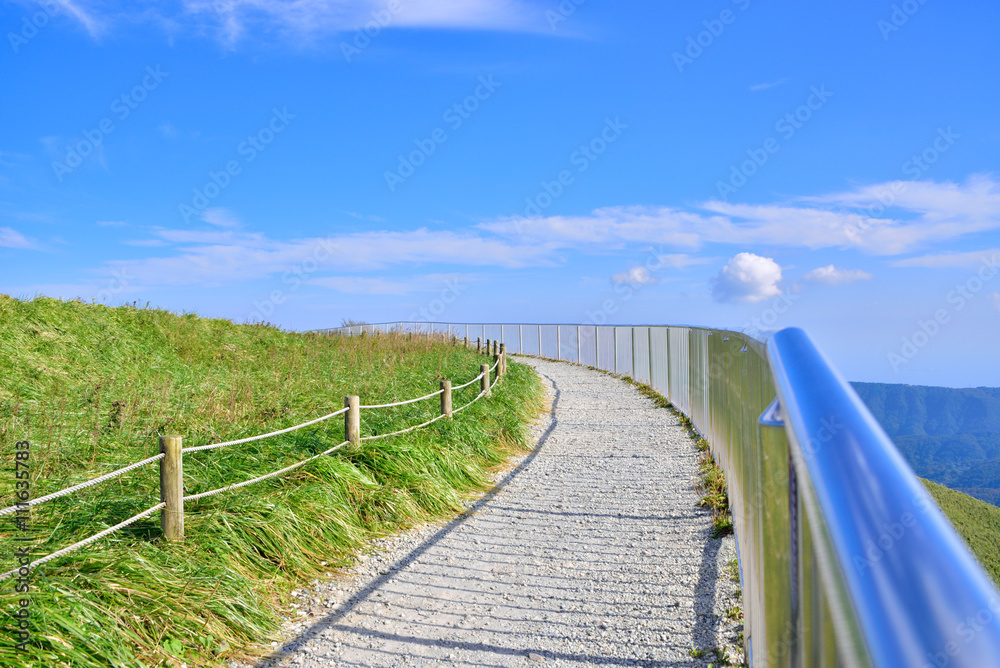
[252, 358, 742, 668]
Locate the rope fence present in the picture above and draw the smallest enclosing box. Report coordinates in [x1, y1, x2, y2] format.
[1, 337, 508, 582]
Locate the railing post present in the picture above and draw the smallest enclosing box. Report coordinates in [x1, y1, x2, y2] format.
[159, 435, 184, 543]
[595, 326, 600, 369]
[648, 327, 654, 387]
[441, 380, 453, 418]
[614, 327, 618, 374]
[557, 326, 561, 360]
[499, 343, 506, 376]
[481, 363, 491, 398]
[631, 327, 636, 379]
[345, 395, 360, 445]
[537, 324, 542, 358]
[577, 326, 581, 364]
[519, 324, 523, 354]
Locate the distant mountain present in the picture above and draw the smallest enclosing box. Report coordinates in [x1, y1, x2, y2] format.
[852, 382, 1000, 506]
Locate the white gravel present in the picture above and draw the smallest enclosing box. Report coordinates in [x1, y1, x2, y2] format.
[238, 358, 745, 667]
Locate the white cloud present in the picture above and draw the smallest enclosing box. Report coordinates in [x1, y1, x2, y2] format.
[480, 175, 1000, 256]
[611, 265, 655, 285]
[653, 253, 714, 269]
[711, 253, 782, 303]
[200, 207, 241, 228]
[803, 265, 873, 285]
[104, 227, 551, 288]
[992, 293, 1000, 312]
[0, 227, 35, 249]
[84, 0, 542, 46]
[891, 249, 1000, 269]
[97, 220, 127, 227]
[309, 273, 474, 295]
[750, 77, 788, 91]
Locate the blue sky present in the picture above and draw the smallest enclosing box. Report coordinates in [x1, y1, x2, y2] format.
[1, 0, 998, 387]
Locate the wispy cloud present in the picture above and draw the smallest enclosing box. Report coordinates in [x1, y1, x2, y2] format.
[803, 265, 873, 285]
[891, 248, 1000, 269]
[200, 207, 241, 228]
[57, 0, 543, 46]
[750, 77, 789, 91]
[482, 175, 1000, 256]
[0, 227, 36, 249]
[309, 273, 475, 295]
[103, 227, 551, 288]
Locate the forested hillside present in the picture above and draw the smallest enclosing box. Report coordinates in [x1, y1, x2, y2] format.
[853, 382, 1000, 505]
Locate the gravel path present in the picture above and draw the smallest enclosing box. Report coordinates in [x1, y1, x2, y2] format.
[246, 358, 744, 668]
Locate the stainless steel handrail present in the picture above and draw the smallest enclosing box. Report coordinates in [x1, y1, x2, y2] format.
[768, 327, 1000, 667]
[323, 321, 1000, 667]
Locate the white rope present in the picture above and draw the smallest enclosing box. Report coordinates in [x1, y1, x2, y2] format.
[0, 503, 165, 582]
[360, 388, 443, 410]
[452, 371, 485, 391]
[360, 412, 449, 442]
[0, 454, 165, 518]
[184, 440, 351, 502]
[452, 389, 486, 414]
[182, 407, 350, 454]
[490, 358, 500, 372]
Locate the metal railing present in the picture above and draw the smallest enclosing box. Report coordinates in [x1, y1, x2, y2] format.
[324, 321, 1000, 668]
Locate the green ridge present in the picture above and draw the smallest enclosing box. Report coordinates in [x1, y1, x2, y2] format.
[921, 478, 1000, 587]
[0, 296, 543, 667]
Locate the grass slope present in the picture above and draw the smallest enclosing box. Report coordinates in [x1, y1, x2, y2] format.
[922, 478, 1000, 587]
[0, 296, 542, 667]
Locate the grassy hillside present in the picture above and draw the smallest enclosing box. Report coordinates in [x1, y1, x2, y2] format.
[853, 382, 1000, 505]
[922, 479, 1000, 586]
[0, 296, 542, 667]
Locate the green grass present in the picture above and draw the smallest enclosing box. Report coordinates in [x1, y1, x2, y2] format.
[0, 296, 543, 667]
[922, 478, 1000, 587]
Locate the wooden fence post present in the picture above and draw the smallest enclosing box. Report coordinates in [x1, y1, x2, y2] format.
[441, 380, 453, 418]
[345, 395, 360, 445]
[477, 337, 481, 353]
[159, 435, 184, 543]
[499, 344, 506, 376]
[481, 364, 491, 398]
